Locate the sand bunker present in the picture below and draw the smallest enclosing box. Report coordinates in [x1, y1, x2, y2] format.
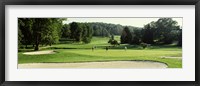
[23, 50, 56, 55]
[160, 56, 182, 59]
[18, 61, 168, 68]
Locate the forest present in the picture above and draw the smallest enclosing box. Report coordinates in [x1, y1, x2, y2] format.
[18, 18, 182, 51]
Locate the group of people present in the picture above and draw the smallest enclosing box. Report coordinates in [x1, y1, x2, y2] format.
[92, 46, 127, 51]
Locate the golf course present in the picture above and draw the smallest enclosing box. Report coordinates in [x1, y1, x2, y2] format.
[18, 18, 182, 68]
[18, 36, 182, 68]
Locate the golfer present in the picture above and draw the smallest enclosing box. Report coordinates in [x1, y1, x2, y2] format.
[92, 46, 94, 51]
[125, 46, 127, 51]
[106, 47, 108, 51]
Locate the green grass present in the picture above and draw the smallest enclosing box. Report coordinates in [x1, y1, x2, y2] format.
[18, 36, 182, 68]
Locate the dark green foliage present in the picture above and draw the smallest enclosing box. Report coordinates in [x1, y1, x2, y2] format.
[18, 18, 182, 51]
[120, 27, 132, 44]
[82, 24, 93, 43]
[111, 40, 119, 46]
[18, 18, 65, 51]
[81, 24, 88, 43]
[18, 19, 24, 47]
[108, 39, 113, 44]
[154, 18, 180, 44]
[119, 18, 181, 46]
[32, 18, 64, 50]
[88, 22, 139, 37]
[131, 36, 141, 45]
[142, 24, 154, 44]
[69, 22, 93, 43]
[68, 22, 140, 39]
[61, 24, 71, 38]
[177, 29, 182, 46]
[76, 24, 83, 42]
[108, 39, 119, 46]
[108, 34, 115, 44]
[70, 22, 79, 41]
[108, 35, 119, 46]
[18, 18, 34, 48]
[140, 43, 148, 49]
[131, 29, 142, 45]
[111, 34, 114, 40]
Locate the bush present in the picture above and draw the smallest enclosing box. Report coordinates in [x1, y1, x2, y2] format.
[140, 43, 147, 49]
[108, 39, 113, 43]
[82, 37, 91, 44]
[108, 39, 120, 46]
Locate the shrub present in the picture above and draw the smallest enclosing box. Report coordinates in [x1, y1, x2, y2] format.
[108, 39, 120, 46]
[140, 43, 147, 49]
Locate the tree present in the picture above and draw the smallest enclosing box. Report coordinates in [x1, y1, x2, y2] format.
[61, 24, 71, 39]
[18, 18, 34, 48]
[76, 23, 83, 42]
[70, 22, 83, 42]
[108, 39, 119, 46]
[141, 43, 148, 49]
[82, 24, 93, 43]
[154, 18, 180, 44]
[131, 29, 142, 44]
[111, 34, 114, 40]
[32, 18, 65, 50]
[120, 26, 132, 44]
[88, 22, 137, 37]
[32, 18, 50, 50]
[177, 29, 182, 46]
[141, 18, 181, 45]
[142, 24, 154, 44]
[69, 22, 93, 43]
[70, 22, 78, 40]
[18, 19, 24, 47]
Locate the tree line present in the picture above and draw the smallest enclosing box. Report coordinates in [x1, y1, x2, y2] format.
[18, 18, 95, 51]
[120, 18, 182, 46]
[62, 22, 140, 38]
[88, 22, 140, 37]
[62, 22, 93, 43]
[18, 18, 182, 51]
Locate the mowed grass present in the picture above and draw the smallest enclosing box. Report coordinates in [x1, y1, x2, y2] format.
[18, 36, 182, 68]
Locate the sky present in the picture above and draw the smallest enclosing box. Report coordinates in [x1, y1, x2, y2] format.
[63, 18, 183, 28]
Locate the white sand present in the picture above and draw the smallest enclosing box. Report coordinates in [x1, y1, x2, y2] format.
[18, 61, 168, 69]
[23, 50, 55, 55]
[160, 56, 182, 59]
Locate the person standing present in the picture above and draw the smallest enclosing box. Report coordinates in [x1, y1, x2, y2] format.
[125, 46, 127, 51]
[106, 47, 108, 51]
[92, 46, 94, 51]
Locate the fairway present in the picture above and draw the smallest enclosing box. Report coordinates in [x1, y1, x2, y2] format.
[18, 36, 182, 68]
